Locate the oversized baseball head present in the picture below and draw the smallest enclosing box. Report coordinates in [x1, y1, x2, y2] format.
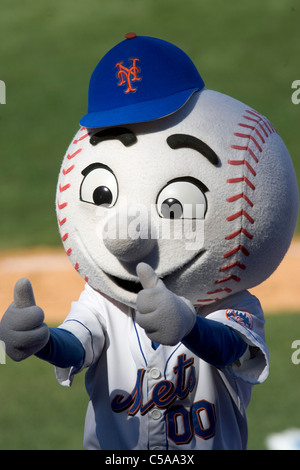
[56, 34, 299, 309]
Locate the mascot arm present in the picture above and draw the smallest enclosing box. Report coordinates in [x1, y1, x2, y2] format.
[182, 316, 247, 368]
[35, 327, 85, 368]
[35, 310, 247, 371]
[35, 320, 246, 370]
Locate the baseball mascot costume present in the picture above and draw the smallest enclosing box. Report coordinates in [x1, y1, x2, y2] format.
[1, 34, 298, 450]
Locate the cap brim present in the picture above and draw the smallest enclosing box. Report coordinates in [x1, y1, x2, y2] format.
[79, 88, 199, 128]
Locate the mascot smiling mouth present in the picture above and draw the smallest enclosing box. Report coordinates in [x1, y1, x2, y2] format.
[107, 274, 143, 293]
[104, 249, 206, 294]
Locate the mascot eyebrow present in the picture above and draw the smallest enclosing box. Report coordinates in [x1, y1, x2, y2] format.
[167, 134, 219, 166]
[89, 128, 219, 167]
[90, 127, 137, 147]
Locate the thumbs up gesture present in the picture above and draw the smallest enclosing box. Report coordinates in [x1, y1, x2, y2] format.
[135, 263, 196, 346]
[0, 278, 50, 361]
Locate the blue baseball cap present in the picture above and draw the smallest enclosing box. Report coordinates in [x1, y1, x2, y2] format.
[80, 33, 205, 128]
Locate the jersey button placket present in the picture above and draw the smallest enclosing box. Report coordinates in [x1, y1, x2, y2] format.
[150, 367, 161, 380]
[150, 408, 162, 420]
[147, 365, 166, 450]
[148, 369, 162, 421]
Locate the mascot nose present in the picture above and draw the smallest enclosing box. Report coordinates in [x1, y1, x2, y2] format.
[102, 208, 156, 263]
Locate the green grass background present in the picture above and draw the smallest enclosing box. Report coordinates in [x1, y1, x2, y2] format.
[0, 0, 299, 450]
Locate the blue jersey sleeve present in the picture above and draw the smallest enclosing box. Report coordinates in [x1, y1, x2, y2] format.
[35, 327, 85, 368]
[182, 315, 247, 368]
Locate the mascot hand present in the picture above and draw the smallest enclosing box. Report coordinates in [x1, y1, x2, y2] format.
[0, 278, 50, 361]
[136, 263, 196, 346]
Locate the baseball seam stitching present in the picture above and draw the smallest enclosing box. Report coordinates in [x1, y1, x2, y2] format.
[57, 127, 89, 281]
[196, 109, 276, 305]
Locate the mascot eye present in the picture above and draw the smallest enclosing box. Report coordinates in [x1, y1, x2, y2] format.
[157, 178, 207, 219]
[80, 164, 118, 207]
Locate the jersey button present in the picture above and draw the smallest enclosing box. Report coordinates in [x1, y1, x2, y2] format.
[150, 368, 161, 379]
[150, 408, 162, 420]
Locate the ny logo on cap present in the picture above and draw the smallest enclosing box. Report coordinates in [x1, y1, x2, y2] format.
[116, 58, 141, 94]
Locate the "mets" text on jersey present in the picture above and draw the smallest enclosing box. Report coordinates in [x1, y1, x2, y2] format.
[111, 354, 195, 415]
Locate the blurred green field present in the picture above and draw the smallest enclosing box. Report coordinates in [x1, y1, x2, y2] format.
[0, 0, 299, 452]
[247, 313, 300, 450]
[0, 313, 299, 450]
[0, 0, 299, 249]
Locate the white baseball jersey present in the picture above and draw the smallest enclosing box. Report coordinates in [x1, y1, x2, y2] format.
[55, 284, 268, 450]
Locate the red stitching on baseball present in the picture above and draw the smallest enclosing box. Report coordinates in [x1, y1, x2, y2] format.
[227, 210, 254, 224]
[234, 133, 262, 152]
[225, 228, 253, 240]
[238, 123, 265, 143]
[223, 245, 250, 258]
[71, 259, 89, 282]
[227, 176, 255, 190]
[58, 217, 67, 226]
[243, 115, 269, 137]
[59, 183, 71, 192]
[57, 138, 86, 284]
[194, 298, 220, 305]
[220, 261, 246, 272]
[245, 110, 277, 134]
[215, 275, 241, 284]
[73, 133, 89, 144]
[63, 164, 75, 175]
[228, 159, 256, 176]
[67, 148, 82, 160]
[230, 145, 259, 163]
[227, 193, 253, 207]
[206, 288, 232, 295]
[57, 201, 68, 210]
[210, 107, 275, 299]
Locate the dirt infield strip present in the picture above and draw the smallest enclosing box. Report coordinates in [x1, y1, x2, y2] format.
[0, 240, 299, 324]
